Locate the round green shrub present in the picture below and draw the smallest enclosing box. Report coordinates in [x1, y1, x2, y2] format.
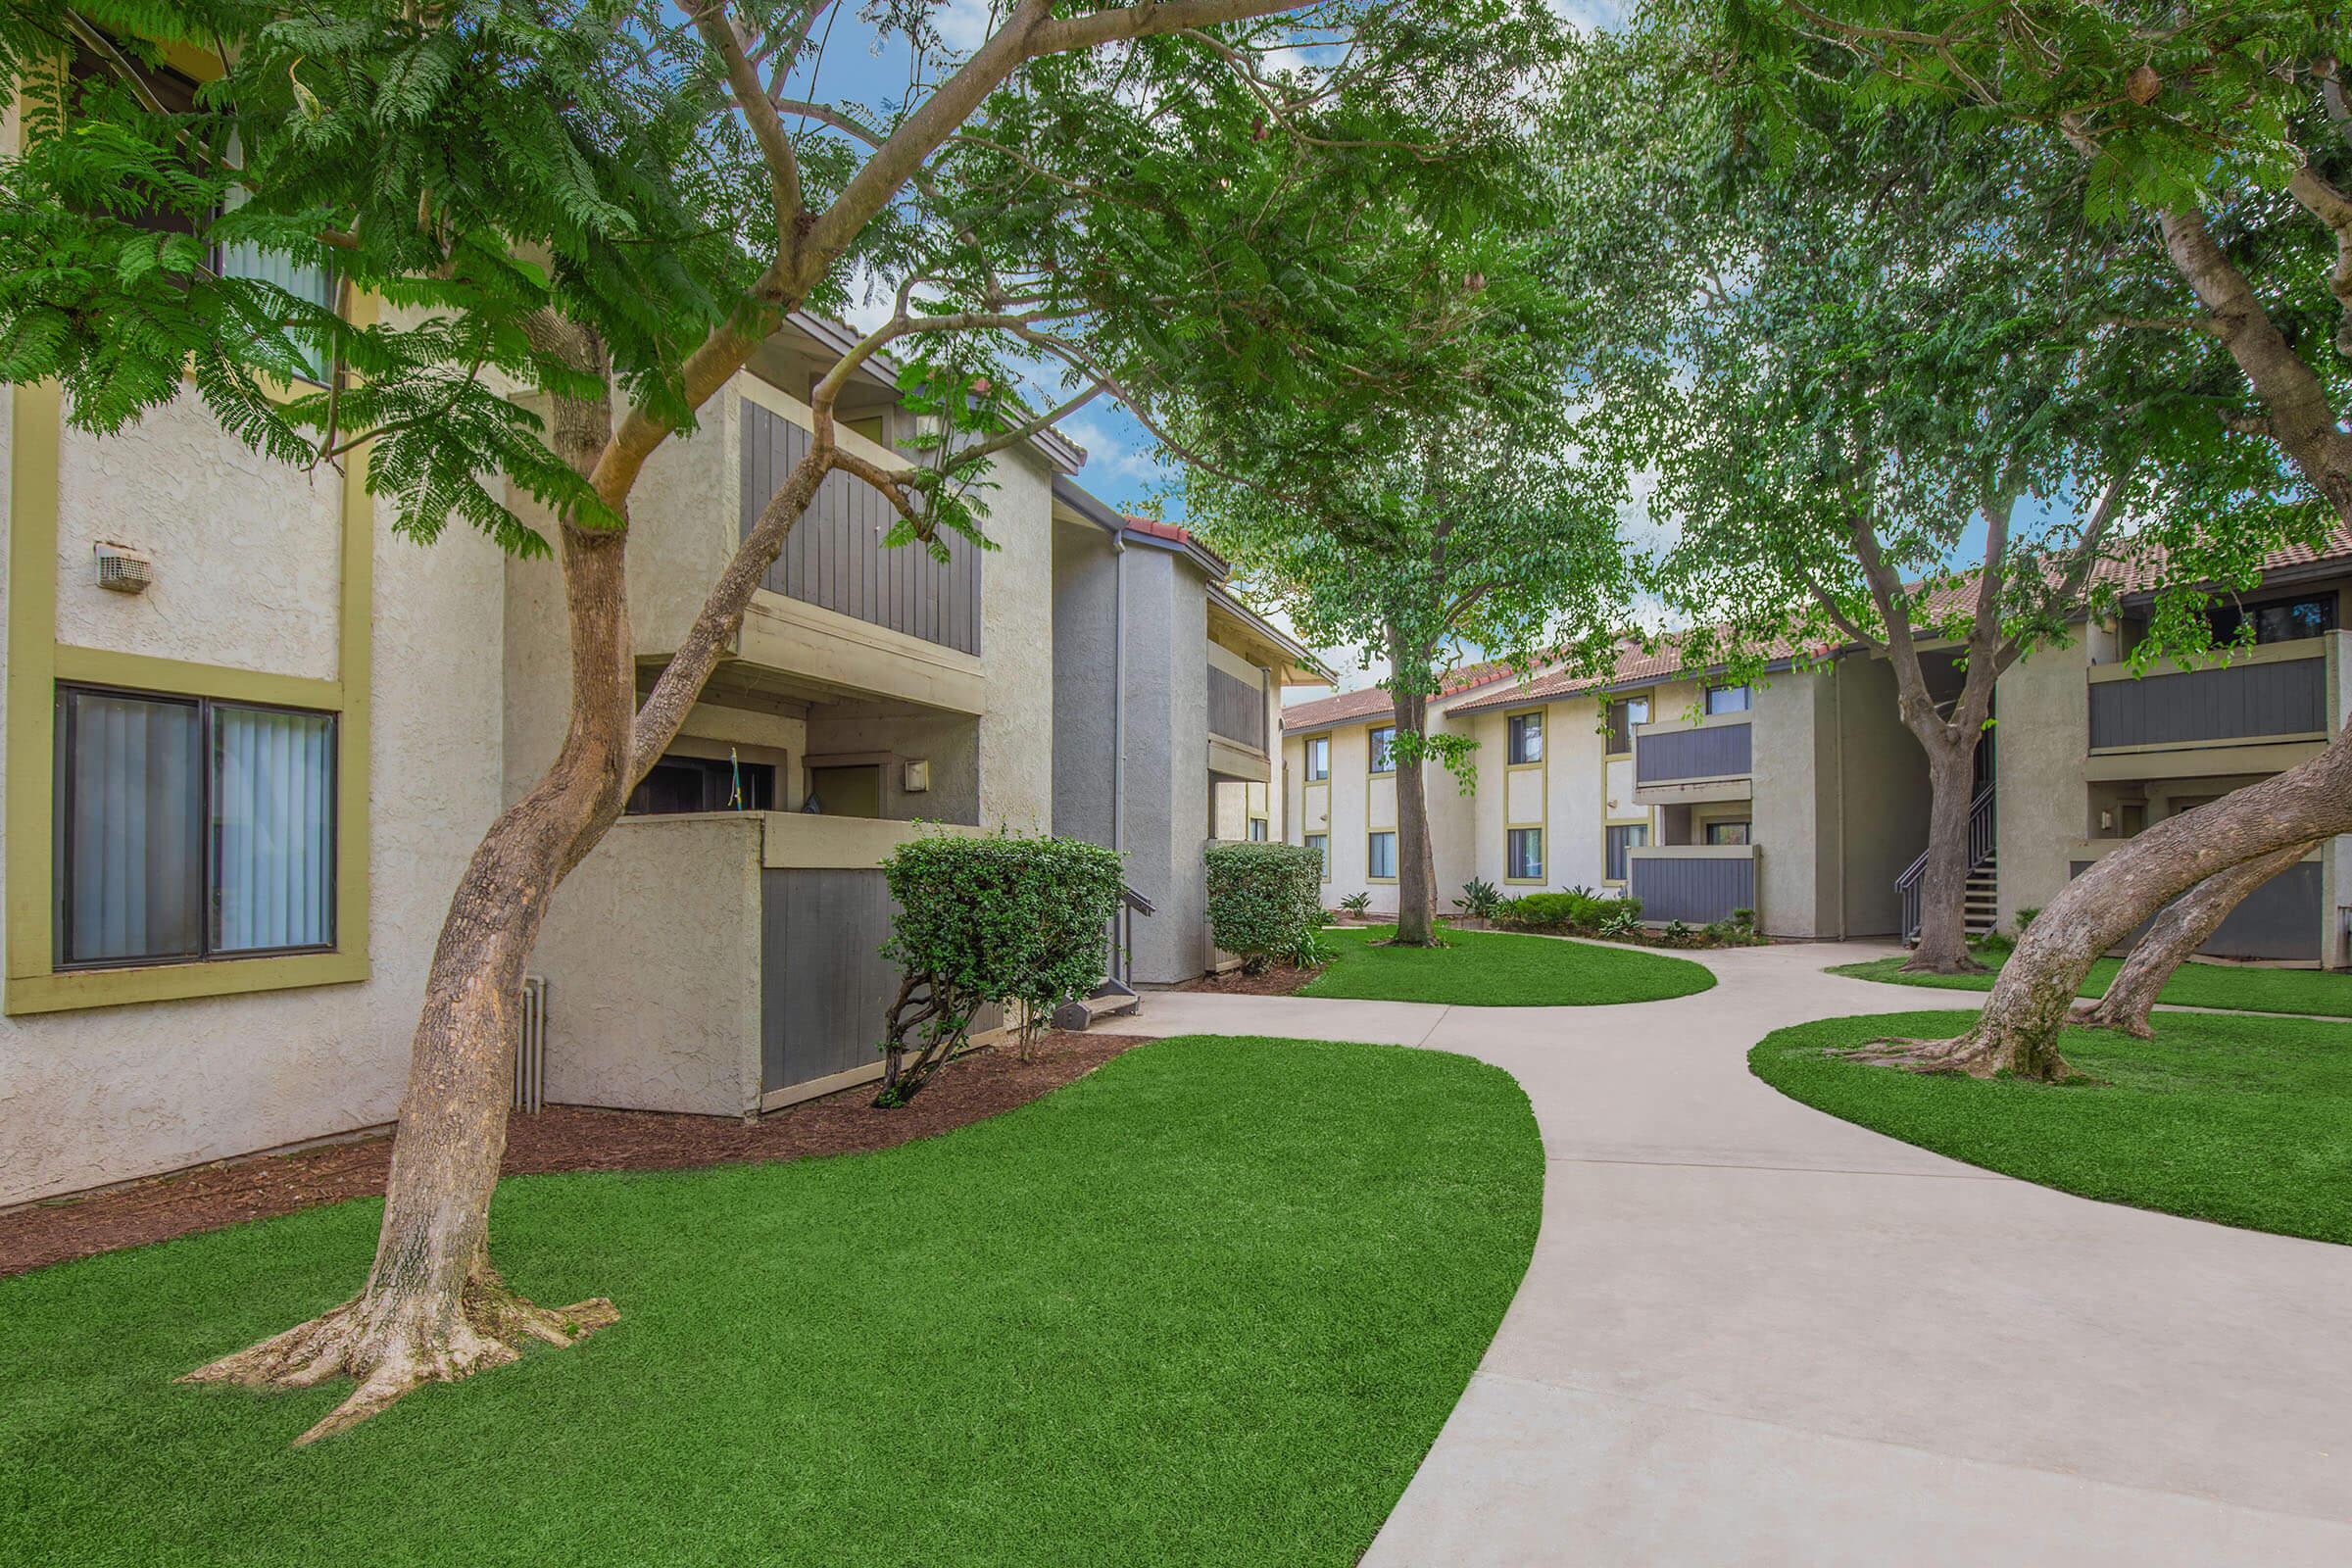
[878, 829, 1124, 1102]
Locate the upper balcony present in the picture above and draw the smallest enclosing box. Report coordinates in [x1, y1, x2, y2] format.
[612, 372, 993, 716]
[1632, 711, 1753, 805]
[1206, 638, 1271, 781]
[2084, 633, 2345, 780]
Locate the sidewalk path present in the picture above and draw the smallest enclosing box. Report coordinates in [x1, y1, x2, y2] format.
[1123, 943, 2352, 1566]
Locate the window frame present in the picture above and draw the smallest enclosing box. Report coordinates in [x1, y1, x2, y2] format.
[1604, 695, 1652, 758]
[1506, 826, 1544, 883]
[1701, 819, 1751, 848]
[1303, 733, 1331, 782]
[1604, 821, 1649, 885]
[1367, 724, 1396, 776]
[1303, 831, 1331, 880]
[1367, 829, 1398, 882]
[2208, 590, 2338, 647]
[6, 370, 375, 1018]
[54, 682, 340, 972]
[1507, 710, 1544, 766]
[1704, 683, 1750, 715]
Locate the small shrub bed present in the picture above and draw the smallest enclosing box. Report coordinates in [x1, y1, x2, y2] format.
[1493, 888, 1763, 950]
[1204, 842, 1330, 973]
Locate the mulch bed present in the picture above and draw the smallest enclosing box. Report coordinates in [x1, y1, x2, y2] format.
[1174, 963, 1319, 997]
[0, 1030, 1148, 1279]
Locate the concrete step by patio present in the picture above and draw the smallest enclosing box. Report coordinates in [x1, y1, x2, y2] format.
[1052, 986, 1142, 1032]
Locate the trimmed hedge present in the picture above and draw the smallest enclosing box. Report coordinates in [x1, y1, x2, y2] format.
[878, 829, 1124, 1102]
[1204, 842, 1329, 974]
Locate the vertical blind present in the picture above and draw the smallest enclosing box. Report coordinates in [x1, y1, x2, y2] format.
[213, 706, 335, 952]
[56, 688, 336, 966]
[60, 691, 204, 964]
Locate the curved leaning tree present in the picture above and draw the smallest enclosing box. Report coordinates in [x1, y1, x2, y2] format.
[0, 0, 1565, 1440]
[1637, 0, 2352, 1074]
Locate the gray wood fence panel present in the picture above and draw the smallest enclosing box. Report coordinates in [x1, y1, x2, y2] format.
[2069, 858, 2322, 962]
[1208, 665, 1265, 747]
[1630, 856, 1754, 925]
[760, 867, 903, 1094]
[2087, 659, 2325, 751]
[1636, 722, 1752, 784]
[741, 400, 981, 655]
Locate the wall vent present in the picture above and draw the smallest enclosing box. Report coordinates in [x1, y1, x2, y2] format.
[514, 975, 548, 1113]
[93, 541, 154, 594]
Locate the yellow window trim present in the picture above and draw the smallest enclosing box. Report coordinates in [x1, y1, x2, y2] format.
[6, 358, 375, 1015]
[1503, 705, 1547, 884]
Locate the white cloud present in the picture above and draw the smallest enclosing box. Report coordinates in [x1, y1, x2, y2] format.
[935, 0, 1002, 51]
[1061, 416, 1167, 487]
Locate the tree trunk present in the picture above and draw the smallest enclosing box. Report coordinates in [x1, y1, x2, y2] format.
[1390, 680, 1440, 947]
[1864, 732, 2352, 1080]
[183, 384, 841, 1443]
[2071, 842, 2318, 1037]
[180, 519, 637, 1443]
[1905, 741, 1983, 974]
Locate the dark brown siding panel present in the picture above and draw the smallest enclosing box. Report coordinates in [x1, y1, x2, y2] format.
[1208, 665, 1266, 747]
[760, 866, 902, 1095]
[740, 399, 982, 655]
[1630, 856, 1754, 924]
[1636, 722, 1752, 785]
[2087, 658, 2326, 750]
[2069, 858, 2322, 962]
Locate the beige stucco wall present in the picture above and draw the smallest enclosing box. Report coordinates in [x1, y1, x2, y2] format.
[976, 448, 1055, 833]
[4, 440, 509, 1204]
[1993, 638, 2093, 931]
[53, 392, 345, 679]
[531, 813, 764, 1118]
[1750, 669, 1832, 938]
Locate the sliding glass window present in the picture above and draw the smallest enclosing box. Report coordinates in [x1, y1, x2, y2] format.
[55, 687, 336, 968]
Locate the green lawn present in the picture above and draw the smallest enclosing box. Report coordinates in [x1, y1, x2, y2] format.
[1828, 951, 2352, 1018]
[1751, 1008, 2352, 1245]
[0, 1037, 1541, 1568]
[1300, 924, 1715, 1006]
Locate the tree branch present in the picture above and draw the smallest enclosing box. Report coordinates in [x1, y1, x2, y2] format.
[689, 0, 806, 254]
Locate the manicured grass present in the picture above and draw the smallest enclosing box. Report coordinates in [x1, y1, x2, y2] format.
[1827, 950, 2352, 1017]
[1300, 923, 1715, 1005]
[0, 1037, 1541, 1567]
[1751, 1008, 2352, 1245]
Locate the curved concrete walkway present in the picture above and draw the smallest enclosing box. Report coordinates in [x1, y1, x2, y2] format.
[1125, 942, 2352, 1565]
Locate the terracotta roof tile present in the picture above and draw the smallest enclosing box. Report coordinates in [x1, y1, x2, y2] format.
[1120, 514, 1229, 575]
[1279, 660, 1521, 732]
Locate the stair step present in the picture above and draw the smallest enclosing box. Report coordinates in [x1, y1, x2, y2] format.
[1051, 989, 1142, 1032]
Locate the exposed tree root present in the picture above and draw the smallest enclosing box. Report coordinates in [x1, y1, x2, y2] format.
[2067, 996, 2156, 1039]
[1838, 1031, 2082, 1083]
[180, 1263, 616, 1446]
[1897, 952, 1989, 977]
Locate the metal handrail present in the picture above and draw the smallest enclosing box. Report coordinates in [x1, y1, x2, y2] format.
[1897, 785, 1996, 944]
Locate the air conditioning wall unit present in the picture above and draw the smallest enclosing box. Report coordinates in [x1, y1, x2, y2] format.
[93, 541, 154, 595]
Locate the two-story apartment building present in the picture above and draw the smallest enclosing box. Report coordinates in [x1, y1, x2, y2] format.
[1284, 535, 2352, 964]
[1285, 652, 1927, 939]
[4, 293, 1312, 1207]
[0, 42, 1315, 1204]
